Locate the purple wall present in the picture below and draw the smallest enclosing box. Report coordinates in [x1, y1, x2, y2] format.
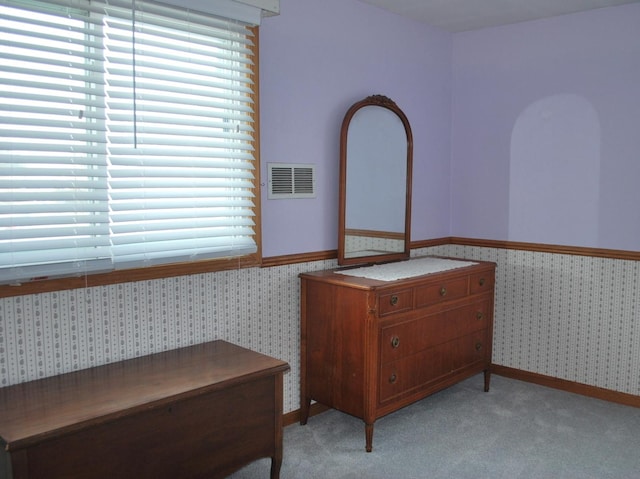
[259, 0, 453, 257]
[260, 1, 640, 257]
[451, 4, 640, 251]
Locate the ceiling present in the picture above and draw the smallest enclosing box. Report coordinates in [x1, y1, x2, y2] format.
[356, 0, 640, 32]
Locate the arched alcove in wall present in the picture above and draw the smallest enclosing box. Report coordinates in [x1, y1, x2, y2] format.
[509, 94, 601, 246]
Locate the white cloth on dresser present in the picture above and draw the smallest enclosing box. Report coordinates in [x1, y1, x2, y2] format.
[337, 257, 477, 281]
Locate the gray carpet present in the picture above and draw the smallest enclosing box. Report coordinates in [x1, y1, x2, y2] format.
[228, 374, 640, 479]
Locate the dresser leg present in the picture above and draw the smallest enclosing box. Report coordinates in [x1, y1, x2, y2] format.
[484, 368, 491, 392]
[365, 423, 374, 452]
[300, 397, 311, 425]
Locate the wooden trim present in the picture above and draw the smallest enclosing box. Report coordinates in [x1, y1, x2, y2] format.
[249, 25, 263, 263]
[261, 250, 337, 268]
[410, 237, 451, 250]
[345, 229, 404, 240]
[283, 402, 329, 427]
[2, 247, 336, 298]
[492, 364, 640, 409]
[450, 237, 640, 261]
[0, 254, 261, 299]
[283, 366, 640, 428]
[4, 237, 637, 298]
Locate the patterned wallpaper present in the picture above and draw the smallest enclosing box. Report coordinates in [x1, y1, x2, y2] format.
[1, 245, 638, 412]
[0, 258, 334, 413]
[431, 246, 640, 396]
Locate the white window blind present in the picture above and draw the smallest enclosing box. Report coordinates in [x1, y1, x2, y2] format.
[0, 0, 258, 285]
[0, 0, 112, 283]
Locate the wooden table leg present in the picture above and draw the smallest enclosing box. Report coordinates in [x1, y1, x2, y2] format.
[300, 396, 311, 425]
[484, 368, 491, 392]
[365, 422, 374, 452]
[270, 455, 282, 479]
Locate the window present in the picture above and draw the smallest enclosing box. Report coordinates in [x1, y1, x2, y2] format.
[0, 0, 259, 286]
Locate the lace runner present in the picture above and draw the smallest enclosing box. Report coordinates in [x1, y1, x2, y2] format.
[337, 257, 477, 282]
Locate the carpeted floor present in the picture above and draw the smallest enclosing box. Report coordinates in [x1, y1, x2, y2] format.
[228, 374, 640, 479]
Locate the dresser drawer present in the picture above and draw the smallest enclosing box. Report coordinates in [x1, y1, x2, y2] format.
[378, 289, 413, 316]
[415, 276, 468, 307]
[379, 330, 487, 403]
[469, 271, 495, 294]
[380, 300, 491, 363]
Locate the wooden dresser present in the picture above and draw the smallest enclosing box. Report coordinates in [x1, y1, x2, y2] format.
[299, 257, 495, 452]
[0, 340, 289, 479]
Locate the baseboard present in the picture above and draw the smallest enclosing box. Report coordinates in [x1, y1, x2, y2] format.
[283, 402, 329, 427]
[492, 364, 640, 409]
[283, 368, 640, 426]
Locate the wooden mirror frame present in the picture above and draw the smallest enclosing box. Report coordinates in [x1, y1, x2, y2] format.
[338, 95, 413, 266]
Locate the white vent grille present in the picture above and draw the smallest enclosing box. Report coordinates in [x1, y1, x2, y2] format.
[268, 163, 316, 199]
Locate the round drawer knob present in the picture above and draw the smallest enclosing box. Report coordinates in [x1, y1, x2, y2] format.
[390, 295, 399, 306]
[439, 286, 447, 297]
[391, 336, 400, 349]
[389, 373, 397, 384]
[475, 342, 483, 351]
[479, 277, 486, 286]
[476, 312, 484, 320]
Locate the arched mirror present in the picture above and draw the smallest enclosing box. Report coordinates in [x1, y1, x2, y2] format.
[338, 95, 413, 266]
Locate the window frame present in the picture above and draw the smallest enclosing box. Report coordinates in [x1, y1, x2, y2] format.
[0, 25, 262, 299]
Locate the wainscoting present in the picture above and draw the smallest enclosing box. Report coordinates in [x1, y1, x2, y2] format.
[443, 245, 639, 397]
[1, 244, 638, 413]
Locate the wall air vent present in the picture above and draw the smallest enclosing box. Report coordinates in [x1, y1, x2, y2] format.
[268, 163, 316, 199]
